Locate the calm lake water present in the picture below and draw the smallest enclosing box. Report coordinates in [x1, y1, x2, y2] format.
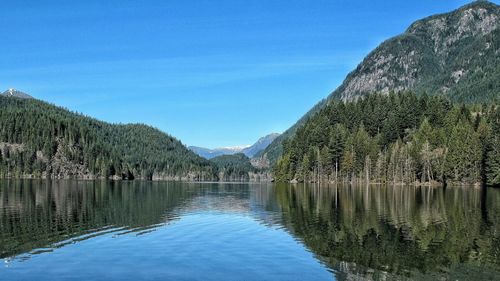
[0, 181, 499, 281]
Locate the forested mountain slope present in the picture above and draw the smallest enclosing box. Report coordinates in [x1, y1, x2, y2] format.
[274, 92, 500, 185]
[332, 1, 500, 102]
[258, 1, 500, 168]
[0, 96, 217, 180]
[210, 153, 269, 182]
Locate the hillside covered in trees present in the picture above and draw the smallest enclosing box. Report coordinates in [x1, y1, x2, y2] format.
[257, 1, 500, 168]
[210, 153, 270, 182]
[274, 92, 499, 186]
[0, 96, 218, 181]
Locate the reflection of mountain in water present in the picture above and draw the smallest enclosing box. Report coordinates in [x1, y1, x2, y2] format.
[1, 181, 499, 280]
[0, 181, 191, 258]
[0, 181, 280, 260]
[177, 183, 283, 227]
[272, 184, 500, 281]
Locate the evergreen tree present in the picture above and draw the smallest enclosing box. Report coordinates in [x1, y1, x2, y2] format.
[485, 135, 500, 186]
[0, 96, 218, 180]
[445, 120, 482, 183]
[274, 92, 496, 185]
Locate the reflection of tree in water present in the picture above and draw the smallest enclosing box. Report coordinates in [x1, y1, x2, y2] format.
[0, 180, 193, 259]
[273, 184, 500, 281]
[177, 183, 252, 213]
[0, 181, 279, 260]
[175, 183, 283, 227]
[2, 181, 499, 280]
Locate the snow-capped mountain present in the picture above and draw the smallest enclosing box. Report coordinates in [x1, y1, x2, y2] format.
[1, 89, 33, 99]
[189, 133, 280, 159]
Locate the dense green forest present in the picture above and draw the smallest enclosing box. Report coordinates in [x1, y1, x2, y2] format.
[274, 92, 500, 186]
[0, 96, 218, 180]
[210, 153, 261, 182]
[259, 1, 500, 169]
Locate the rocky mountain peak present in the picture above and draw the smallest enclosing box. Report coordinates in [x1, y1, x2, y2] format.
[189, 133, 280, 160]
[259, 1, 500, 168]
[407, 1, 499, 52]
[331, 0, 500, 102]
[2, 89, 33, 99]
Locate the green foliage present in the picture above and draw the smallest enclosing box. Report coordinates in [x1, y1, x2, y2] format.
[485, 107, 500, 186]
[444, 120, 482, 182]
[255, 99, 328, 167]
[486, 136, 500, 186]
[210, 153, 259, 181]
[262, 1, 500, 168]
[274, 92, 498, 185]
[0, 96, 218, 180]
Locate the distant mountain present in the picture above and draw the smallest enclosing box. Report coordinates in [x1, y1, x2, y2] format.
[241, 133, 280, 157]
[257, 0, 500, 168]
[189, 133, 280, 159]
[2, 89, 33, 99]
[188, 146, 248, 160]
[253, 102, 325, 167]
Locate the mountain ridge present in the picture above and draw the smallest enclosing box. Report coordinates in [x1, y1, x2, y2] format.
[190, 133, 280, 159]
[1, 89, 33, 99]
[331, 0, 499, 102]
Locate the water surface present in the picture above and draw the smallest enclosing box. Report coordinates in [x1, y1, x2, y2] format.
[1, 181, 499, 280]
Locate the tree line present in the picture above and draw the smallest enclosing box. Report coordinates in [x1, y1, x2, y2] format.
[274, 92, 499, 186]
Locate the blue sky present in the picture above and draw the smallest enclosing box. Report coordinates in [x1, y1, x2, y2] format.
[1, 0, 493, 148]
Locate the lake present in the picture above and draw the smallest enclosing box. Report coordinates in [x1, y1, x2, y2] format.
[0, 180, 499, 281]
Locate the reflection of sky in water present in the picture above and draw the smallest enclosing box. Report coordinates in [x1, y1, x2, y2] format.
[176, 186, 284, 227]
[0, 182, 334, 281]
[2, 214, 332, 281]
[1, 181, 499, 281]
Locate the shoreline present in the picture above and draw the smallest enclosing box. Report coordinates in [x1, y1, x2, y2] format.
[0, 176, 491, 188]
